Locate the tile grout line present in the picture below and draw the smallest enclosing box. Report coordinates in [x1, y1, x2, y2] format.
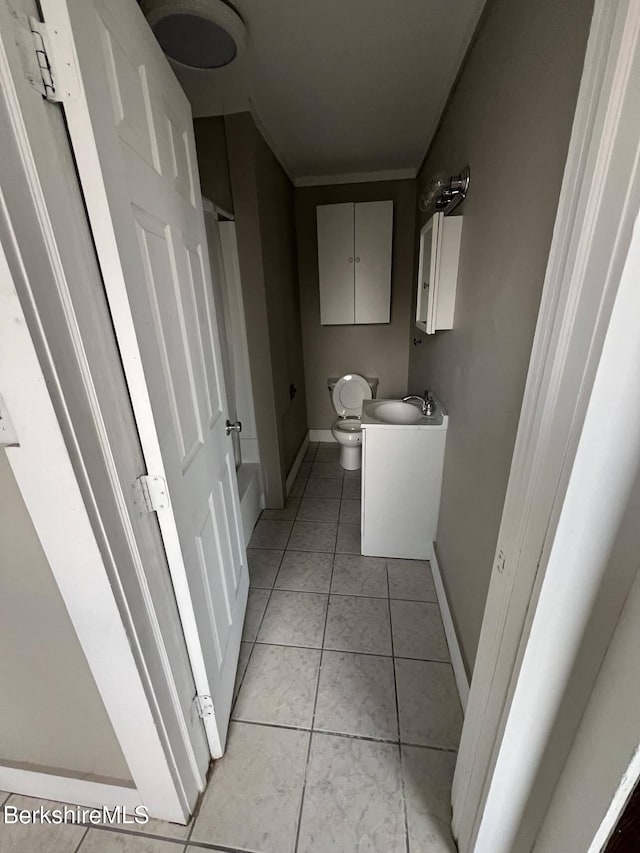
[71, 825, 89, 853]
[238, 448, 322, 850]
[248, 451, 454, 851]
[249, 585, 431, 603]
[226, 717, 458, 754]
[73, 823, 189, 849]
[186, 837, 269, 853]
[78, 820, 248, 853]
[232, 546, 288, 716]
[246, 637, 450, 666]
[292, 508, 339, 853]
[233, 491, 300, 711]
[288, 442, 322, 853]
[386, 557, 411, 853]
[213, 464, 317, 853]
[241, 445, 319, 724]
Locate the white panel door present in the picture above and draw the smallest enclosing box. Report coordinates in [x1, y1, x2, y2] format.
[45, 0, 248, 757]
[354, 201, 393, 324]
[317, 202, 355, 324]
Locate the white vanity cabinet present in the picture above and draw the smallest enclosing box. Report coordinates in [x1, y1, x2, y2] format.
[317, 200, 393, 325]
[416, 212, 463, 334]
[360, 401, 448, 559]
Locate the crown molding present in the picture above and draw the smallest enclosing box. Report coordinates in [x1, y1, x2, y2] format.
[295, 168, 417, 187]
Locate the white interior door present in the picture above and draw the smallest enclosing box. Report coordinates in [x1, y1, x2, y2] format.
[45, 0, 249, 757]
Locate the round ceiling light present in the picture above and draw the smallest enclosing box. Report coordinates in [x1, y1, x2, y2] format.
[141, 0, 247, 70]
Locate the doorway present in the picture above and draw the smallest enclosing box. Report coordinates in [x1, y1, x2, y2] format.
[202, 199, 264, 543]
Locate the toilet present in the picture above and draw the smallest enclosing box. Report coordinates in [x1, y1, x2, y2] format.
[328, 374, 378, 470]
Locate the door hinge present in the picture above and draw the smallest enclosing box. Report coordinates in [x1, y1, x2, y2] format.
[24, 16, 80, 103]
[0, 394, 19, 448]
[194, 695, 214, 719]
[133, 474, 170, 516]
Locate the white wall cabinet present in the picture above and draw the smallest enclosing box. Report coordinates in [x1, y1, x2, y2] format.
[416, 212, 463, 334]
[317, 200, 393, 325]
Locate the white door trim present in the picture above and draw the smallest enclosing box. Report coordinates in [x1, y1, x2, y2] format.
[0, 240, 179, 818]
[453, 1, 640, 849]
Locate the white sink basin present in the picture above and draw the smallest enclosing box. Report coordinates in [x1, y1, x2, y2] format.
[368, 400, 423, 425]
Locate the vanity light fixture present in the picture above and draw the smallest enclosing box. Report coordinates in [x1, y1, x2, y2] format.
[418, 166, 470, 215]
[141, 0, 247, 69]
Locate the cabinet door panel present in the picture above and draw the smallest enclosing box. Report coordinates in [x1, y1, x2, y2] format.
[361, 425, 447, 558]
[317, 202, 354, 325]
[354, 200, 393, 324]
[416, 213, 439, 332]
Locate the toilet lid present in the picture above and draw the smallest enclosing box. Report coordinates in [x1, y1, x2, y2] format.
[331, 374, 372, 417]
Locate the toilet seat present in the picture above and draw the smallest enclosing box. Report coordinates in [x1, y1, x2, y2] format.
[331, 416, 363, 451]
[333, 417, 361, 433]
[331, 374, 372, 418]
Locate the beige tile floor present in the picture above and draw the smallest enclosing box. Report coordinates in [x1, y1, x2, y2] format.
[0, 443, 461, 853]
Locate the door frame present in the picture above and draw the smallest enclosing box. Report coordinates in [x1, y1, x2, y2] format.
[0, 0, 209, 820]
[453, 1, 640, 849]
[202, 197, 262, 469]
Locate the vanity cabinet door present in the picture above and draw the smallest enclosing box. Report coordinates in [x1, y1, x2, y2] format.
[416, 212, 463, 334]
[354, 201, 393, 324]
[317, 202, 355, 324]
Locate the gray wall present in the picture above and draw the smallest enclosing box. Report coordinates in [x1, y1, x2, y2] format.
[255, 135, 308, 474]
[0, 450, 131, 781]
[296, 180, 416, 428]
[409, 0, 593, 673]
[225, 112, 307, 505]
[194, 116, 234, 214]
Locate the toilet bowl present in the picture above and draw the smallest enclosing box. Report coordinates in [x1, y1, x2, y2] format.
[328, 374, 378, 470]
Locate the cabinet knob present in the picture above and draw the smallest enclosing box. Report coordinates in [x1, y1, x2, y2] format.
[355, 257, 360, 263]
[348, 257, 353, 263]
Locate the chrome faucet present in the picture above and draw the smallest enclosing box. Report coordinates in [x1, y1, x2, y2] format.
[402, 390, 436, 416]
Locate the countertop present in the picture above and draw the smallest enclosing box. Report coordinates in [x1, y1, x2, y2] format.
[361, 397, 448, 429]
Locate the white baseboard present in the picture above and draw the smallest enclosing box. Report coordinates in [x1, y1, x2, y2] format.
[0, 765, 141, 810]
[429, 543, 470, 711]
[308, 429, 336, 443]
[285, 433, 310, 496]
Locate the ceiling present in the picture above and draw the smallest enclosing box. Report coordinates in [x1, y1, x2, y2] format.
[170, 0, 486, 184]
